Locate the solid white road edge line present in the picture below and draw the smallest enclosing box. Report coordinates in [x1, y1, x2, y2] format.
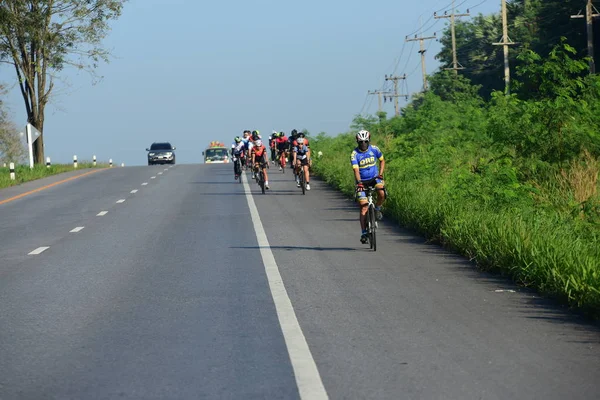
[97, 211, 108, 216]
[70, 227, 84, 233]
[241, 173, 329, 400]
[28, 246, 49, 255]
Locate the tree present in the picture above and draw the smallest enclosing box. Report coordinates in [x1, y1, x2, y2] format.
[0, 1, 126, 164]
[0, 85, 25, 164]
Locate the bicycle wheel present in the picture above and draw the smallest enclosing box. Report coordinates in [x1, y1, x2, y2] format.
[369, 204, 377, 251]
[260, 171, 265, 194]
[300, 169, 306, 195]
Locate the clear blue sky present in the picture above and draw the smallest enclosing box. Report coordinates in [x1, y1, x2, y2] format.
[1, 0, 499, 166]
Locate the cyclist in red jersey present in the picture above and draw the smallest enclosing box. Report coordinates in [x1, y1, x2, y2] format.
[251, 139, 270, 189]
[275, 133, 289, 170]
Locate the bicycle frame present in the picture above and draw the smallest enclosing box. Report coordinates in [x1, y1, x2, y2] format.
[364, 185, 378, 251]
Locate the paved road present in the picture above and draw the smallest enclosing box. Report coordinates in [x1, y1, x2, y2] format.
[0, 164, 598, 399]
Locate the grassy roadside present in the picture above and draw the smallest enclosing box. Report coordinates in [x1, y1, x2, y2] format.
[311, 134, 600, 319]
[0, 163, 109, 189]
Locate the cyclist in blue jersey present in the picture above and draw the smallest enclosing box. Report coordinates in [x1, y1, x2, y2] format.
[241, 130, 252, 169]
[231, 136, 245, 179]
[351, 130, 386, 244]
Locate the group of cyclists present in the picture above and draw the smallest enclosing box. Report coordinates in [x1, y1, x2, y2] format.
[230, 127, 386, 245]
[230, 129, 311, 191]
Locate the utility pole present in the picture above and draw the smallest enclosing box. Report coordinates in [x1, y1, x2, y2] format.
[571, 0, 600, 74]
[493, 0, 517, 94]
[384, 74, 408, 116]
[406, 33, 437, 91]
[367, 89, 393, 112]
[434, 0, 470, 75]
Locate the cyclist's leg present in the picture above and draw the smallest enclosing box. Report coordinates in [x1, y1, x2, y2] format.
[357, 186, 368, 242]
[303, 163, 310, 189]
[374, 178, 385, 220]
[294, 160, 300, 185]
[374, 178, 386, 206]
[263, 159, 269, 188]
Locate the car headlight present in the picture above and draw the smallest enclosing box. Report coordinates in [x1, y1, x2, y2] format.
[149, 152, 155, 156]
[165, 152, 173, 157]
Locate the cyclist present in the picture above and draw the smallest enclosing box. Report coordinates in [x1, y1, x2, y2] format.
[251, 130, 261, 141]
[231, 136, 245, 179]
[288, 129, 298, 169]
[292, 133, 311, 190]
[251, 139, 270, 190]
[242, 130, 252, 169]
[351, 130, 386, 244]
[269, 131, 278, 164]
[275, 131, 289, 170]
[291, 131, 309, 184]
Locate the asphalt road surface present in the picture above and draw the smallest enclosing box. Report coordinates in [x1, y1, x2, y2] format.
[0, 164, 599, 399]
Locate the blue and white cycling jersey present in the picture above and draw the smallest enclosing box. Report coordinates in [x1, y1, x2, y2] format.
[242, 137, 250, 150]
[350, 145, 384, 181]
[231, 142, 245, 156]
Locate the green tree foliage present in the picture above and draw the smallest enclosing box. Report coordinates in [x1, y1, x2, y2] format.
[489, 40, 600, 164]
[0, 0, 127, 164]
[0, 86, 25, 164]
[434, 0, 597, 99]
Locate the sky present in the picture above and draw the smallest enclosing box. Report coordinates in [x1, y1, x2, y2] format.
[0, 0, 500, 166]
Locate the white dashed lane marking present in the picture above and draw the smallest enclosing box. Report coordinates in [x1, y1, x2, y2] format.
[158, 172, 163, 175]
[141, 183, 148, 186]
[150, 176, 156, 179]
[97, 211, 108, 216]
[131, 189, 138, 194]
[28, 247, 49, 255]
[70, 227, 85, 233]
[116, 199, 126, 204]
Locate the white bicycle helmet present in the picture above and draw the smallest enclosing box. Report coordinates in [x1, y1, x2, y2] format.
[255, 139, 263, 147]
[356, 130, 370, 142]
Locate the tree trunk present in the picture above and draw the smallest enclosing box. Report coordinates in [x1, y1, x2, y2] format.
[29, 114, 44, 165]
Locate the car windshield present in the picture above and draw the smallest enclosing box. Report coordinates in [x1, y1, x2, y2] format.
[205, 149, 228, 158]
[150, 143, 172, 150]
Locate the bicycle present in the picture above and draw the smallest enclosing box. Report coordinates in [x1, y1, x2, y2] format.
[363, 184, 378, 251]
[255, 163, 266, 194]
[233, 156, 242, 183]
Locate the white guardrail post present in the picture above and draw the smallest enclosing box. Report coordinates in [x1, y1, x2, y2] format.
[9, 162, 15, 180]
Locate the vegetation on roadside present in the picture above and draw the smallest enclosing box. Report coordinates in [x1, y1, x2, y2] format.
[310, 39, 600, 318]
[0, 163, 109, 189]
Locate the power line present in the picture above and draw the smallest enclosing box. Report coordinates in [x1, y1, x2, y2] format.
[434, 0, 471, 74]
